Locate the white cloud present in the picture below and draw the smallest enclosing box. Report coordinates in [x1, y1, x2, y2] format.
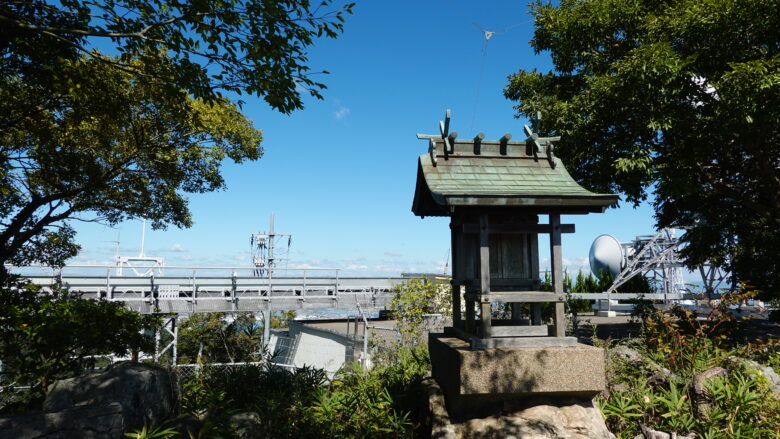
[540, 255, 591, 275]
[168, 243, 187, 253]
[68, 257, 115, 266]
[333, 106, 350, 120]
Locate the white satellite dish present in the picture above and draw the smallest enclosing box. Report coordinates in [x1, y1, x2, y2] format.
[589, 234, 624, 277]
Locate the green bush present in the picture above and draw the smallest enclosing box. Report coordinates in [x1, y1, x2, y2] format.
[601, 366, 780, 438]
[0, 278, 158, 411]
[177, 347, 429, 439]
[388, 278, 450, 347]
[600, 288, 780, 438]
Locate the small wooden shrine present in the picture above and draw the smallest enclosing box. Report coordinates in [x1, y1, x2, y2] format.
[412, 110, 617, 349]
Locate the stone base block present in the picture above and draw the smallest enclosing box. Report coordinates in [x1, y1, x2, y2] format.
[429, 334, 606, 420]
[596, 310, 618, 317]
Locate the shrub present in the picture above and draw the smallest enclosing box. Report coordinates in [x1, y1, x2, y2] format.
[176, 347, 429, 438]
[599, 285, 780, 438]
[0, 278, 158, 411]
[388, 278, 450, 347]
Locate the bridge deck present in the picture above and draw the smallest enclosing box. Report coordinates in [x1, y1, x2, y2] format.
[19, 271, 406, 314]
[12, 266, 711, 315]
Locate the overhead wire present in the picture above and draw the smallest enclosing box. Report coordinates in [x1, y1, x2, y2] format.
[441, 0, 530, 131]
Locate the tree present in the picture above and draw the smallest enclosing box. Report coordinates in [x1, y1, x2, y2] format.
[505, 0, 780, 297]
[177, 313, 262, 364]
[0, 56, 261, 274]
[0, 0, 354, 112]
[0, 0, 353, 275]
[176, 311, 294, 364]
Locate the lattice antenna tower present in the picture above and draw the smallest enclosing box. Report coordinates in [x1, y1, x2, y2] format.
[250, 213, 292, 276]
[592, 228, 732, 298]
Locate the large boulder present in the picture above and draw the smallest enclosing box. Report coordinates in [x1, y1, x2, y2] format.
[0, 402, 125, 439]
[424, 376, 615, 439]
[44, 361, 175, 431]
[455, 400, 616, 439]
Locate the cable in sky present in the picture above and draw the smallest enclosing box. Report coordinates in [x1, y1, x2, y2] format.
[441, 0, 529, 131]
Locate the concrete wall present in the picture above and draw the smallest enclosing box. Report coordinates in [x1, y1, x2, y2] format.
[274, 321, 358, 373]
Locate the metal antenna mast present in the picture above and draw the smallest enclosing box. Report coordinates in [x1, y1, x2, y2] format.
[115, 220, 164, 276]
[251, 213, 292, 277]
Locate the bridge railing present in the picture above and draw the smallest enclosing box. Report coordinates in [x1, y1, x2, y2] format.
[7, 265, 407, 305]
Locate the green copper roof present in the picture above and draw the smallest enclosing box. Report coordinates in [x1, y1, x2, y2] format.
[412, 138, 618, 216]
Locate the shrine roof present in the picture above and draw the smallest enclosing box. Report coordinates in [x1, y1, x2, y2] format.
[412, 137, 619, 217]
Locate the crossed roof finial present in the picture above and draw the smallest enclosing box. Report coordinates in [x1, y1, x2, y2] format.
[523, 111, 561, 169]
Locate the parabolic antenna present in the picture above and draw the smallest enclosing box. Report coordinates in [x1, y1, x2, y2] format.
[589, 234, 624, 277]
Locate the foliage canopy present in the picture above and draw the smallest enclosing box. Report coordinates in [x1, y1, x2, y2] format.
[505, 0, 780, 296]
[0, 0, 354, 111]
[0, 57, 262, 271]
[176, 311, 294, 364]
[0, 0, 352, 273]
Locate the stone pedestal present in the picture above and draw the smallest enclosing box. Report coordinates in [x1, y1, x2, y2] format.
[430, 334, 606, 420]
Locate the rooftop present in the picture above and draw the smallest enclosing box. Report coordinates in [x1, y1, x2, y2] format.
[412, 129, 618, 216]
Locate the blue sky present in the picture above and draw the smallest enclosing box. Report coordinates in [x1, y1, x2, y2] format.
[70, 0, 660, 276]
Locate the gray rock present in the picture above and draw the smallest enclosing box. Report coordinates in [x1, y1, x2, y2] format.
[611, 345, 644, 365]
[637, 425, 695, 439]
[691, 366, 727, 417]
[736, 358, 780, 398]
[422, 377, 457, 439]
[229, 412, 263, 439]
[610, 345, 677, 385]
[455, 400, 616, 439]
[425, 374, 615, 439]
[169, 413, 201, 439]
[639, 425, 670, 439]
[0, 401, 124, 439]
[44, 361, 175, 432]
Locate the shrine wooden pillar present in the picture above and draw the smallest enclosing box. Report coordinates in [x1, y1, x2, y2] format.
[478, 214, 491, 338]
[550, 213, 566, 338]
[449, 218, 462, 329]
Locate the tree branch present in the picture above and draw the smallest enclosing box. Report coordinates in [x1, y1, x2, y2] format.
[694, 161, 777, 224]
[0, 12, 208, 39]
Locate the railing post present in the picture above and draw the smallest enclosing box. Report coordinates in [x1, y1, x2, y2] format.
[172, 320, 178, 366]
[335, 270, 340, 296]
[106, 268, 112, 300]
[150, 273, 156, 306]
[153, 323, 160, 363]
[302, 270, 307, 298]
[268, 267, 273, 298]
[231, 270, 237, 302]
[191, 269, 197, 300]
